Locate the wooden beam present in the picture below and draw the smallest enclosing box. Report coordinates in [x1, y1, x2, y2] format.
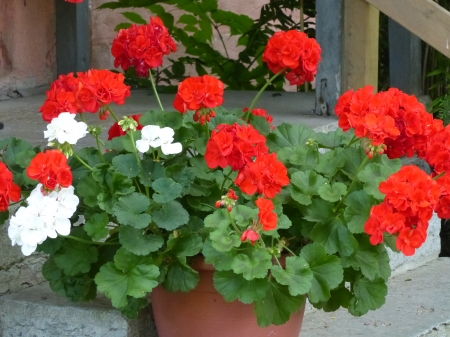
[342, 0, 379, 91]
[366, 0, 450, 59]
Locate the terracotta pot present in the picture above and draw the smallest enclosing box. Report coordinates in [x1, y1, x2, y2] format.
[151, 257, 306, 337]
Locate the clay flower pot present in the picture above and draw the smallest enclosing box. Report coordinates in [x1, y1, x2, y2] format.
[151, 257, 306, 337]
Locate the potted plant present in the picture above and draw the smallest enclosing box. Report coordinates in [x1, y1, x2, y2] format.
[2, 15, 450, 337]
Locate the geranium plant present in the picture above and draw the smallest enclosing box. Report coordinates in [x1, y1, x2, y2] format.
[1, 16, 449, 328]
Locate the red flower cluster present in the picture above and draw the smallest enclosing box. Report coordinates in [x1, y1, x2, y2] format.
[26, 150, 73, 190]
[235, 153, 289, 199]
[108, 114, 143, 140]
[255, 198, 277, 231]
[205, 123, 268, 171]
[0, 163, 21, 211]
[173, 75, 225, 125]
[262, 30, 321, 86]
[243, 108, 275, 129]
[364, 166, 440, 255]
[40, 70, 130, 122]
[424, 125, 450, 175]
[240, 228, 260, 245]
[111, 16, 176, 77]
[335, 86, 441, 159]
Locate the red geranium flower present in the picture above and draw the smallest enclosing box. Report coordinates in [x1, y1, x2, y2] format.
[0, 162, 21, 211]
[111, 16, 176, 77]
[173, 75, 224, 125]
[235, 153, 289, 198]
[240, 229, 260, 245]
[108, 114, 143, 140]
[205, 123, 268, 171]
[262, 30, 321, 86]
[396, 228, 425, 256]
[255, 198, 277, 231]
[26, 150, 73, 190]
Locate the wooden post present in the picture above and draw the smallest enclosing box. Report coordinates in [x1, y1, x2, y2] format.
[55, 0, 91, 75]
[342, 0, 379, 91]
[388, 18, 422, 95]
[315, 0, 343, 115]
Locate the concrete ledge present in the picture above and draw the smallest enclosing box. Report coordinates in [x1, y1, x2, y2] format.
[301, 258, 450, 337]
[0, 282, 156, 337]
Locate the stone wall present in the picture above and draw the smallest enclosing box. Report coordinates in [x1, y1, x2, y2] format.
[0, 0, 56, 97]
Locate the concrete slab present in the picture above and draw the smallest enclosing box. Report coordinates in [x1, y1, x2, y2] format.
[301, 258, 450, 337]
[0, 282, 156, 337]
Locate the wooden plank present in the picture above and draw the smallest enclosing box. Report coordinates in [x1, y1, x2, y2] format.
[315, 0, 343, 115]
[366, 0, 450, 59]
[388, 18, 422, 95]
[342, 0, 379, 91]
[55, 0, 91, 75]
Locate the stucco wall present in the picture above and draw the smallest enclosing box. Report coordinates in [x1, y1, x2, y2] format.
[0, 0, 56, 95]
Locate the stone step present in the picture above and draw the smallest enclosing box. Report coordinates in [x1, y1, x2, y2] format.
[1, 258, 449, 337]
[301, 258, 450, 337]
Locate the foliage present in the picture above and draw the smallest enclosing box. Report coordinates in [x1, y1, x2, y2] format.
[99, 0, 316, 91]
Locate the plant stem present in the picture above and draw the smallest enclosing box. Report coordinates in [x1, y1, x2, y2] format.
[73, 153, 93, 171]
[95, 135, 105, 162]
[220, 170, 233, 193]
[227, 211, 241, 234]
[107, 106, 120, 123]
[333, 155, 369, 212]
[245, 68, 286, 121]
[60, 234, 119, 246]
[433, 171, 446, 180]
[149, 69, 164, 111]
[128, 131, 150, 198]
[345, 135, 359, 148]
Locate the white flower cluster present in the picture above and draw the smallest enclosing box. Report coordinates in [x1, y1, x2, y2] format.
[44, 112, 88, 145]
[8, 184, 79, 256]
[136, 125, 182, 155]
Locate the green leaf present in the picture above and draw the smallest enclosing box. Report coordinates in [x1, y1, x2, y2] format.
[288, 146, 319, 169]
[162, 259, 199, 292]
[230, 205, 258, 228]
[53, 234, 98, 276]
[151, 178, 182, 203]
[119, 226, 164, 256]
[300, 198, 335, 223]
[119, 297, 149, 319]
[310, 217, 358, 257]
[139, 110, 183, 130]
[213, 270, 269, 304]
[341, 236, 391, 281]
[95, 249, 159, 308]
[121, 11, 147, 24]
[164, 165, 195, 196]
[254, 280, 305, 327]
[37, 236, 64, 255]
[204, 209, 230, 229]
[2, 137, 36, 169]
[318, 182, 347, 202]
[266, 124, 315, 152]
[84, 213, 110, 241]
[312, 286, 352, 312]
[42, 258, 65, 296]
[231, 249, 272, 280]
[337, 147, 367, 178]
[178, 13, 197, 25]
[203, 239, 236, 271]
[344, 190, 376, 233]
[358, 161, 401, 199]
[112, 154, 140, 178]
[210, 228, 241, 252]
[291, 170, 328, 200]
[248, 115, 271, 136]
[153, 200, 189, 230]
[316, 150, 346, 177]
[271, 256, 313, 296]
[314, 129, 346, 148]
[139, 159, 166, 187]
[115, 22, 133, 31]
[76, 175, 104, 208]
[201, 0, 218, 11]
[112, 193, 151, 228]
[300, 243, 344, 303]
[167, 233, 203, 257]
[349, 277, 387, 316]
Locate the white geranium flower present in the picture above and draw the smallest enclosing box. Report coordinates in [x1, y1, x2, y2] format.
[27, 184, 45, 205]
[44, 112, 88, 145]
[136, 125, 182, 155]
[49, 185, 79, 218]
[22, 197, 59, 240]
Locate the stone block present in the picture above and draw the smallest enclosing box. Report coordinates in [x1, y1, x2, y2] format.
[0, 282, 157, 337]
